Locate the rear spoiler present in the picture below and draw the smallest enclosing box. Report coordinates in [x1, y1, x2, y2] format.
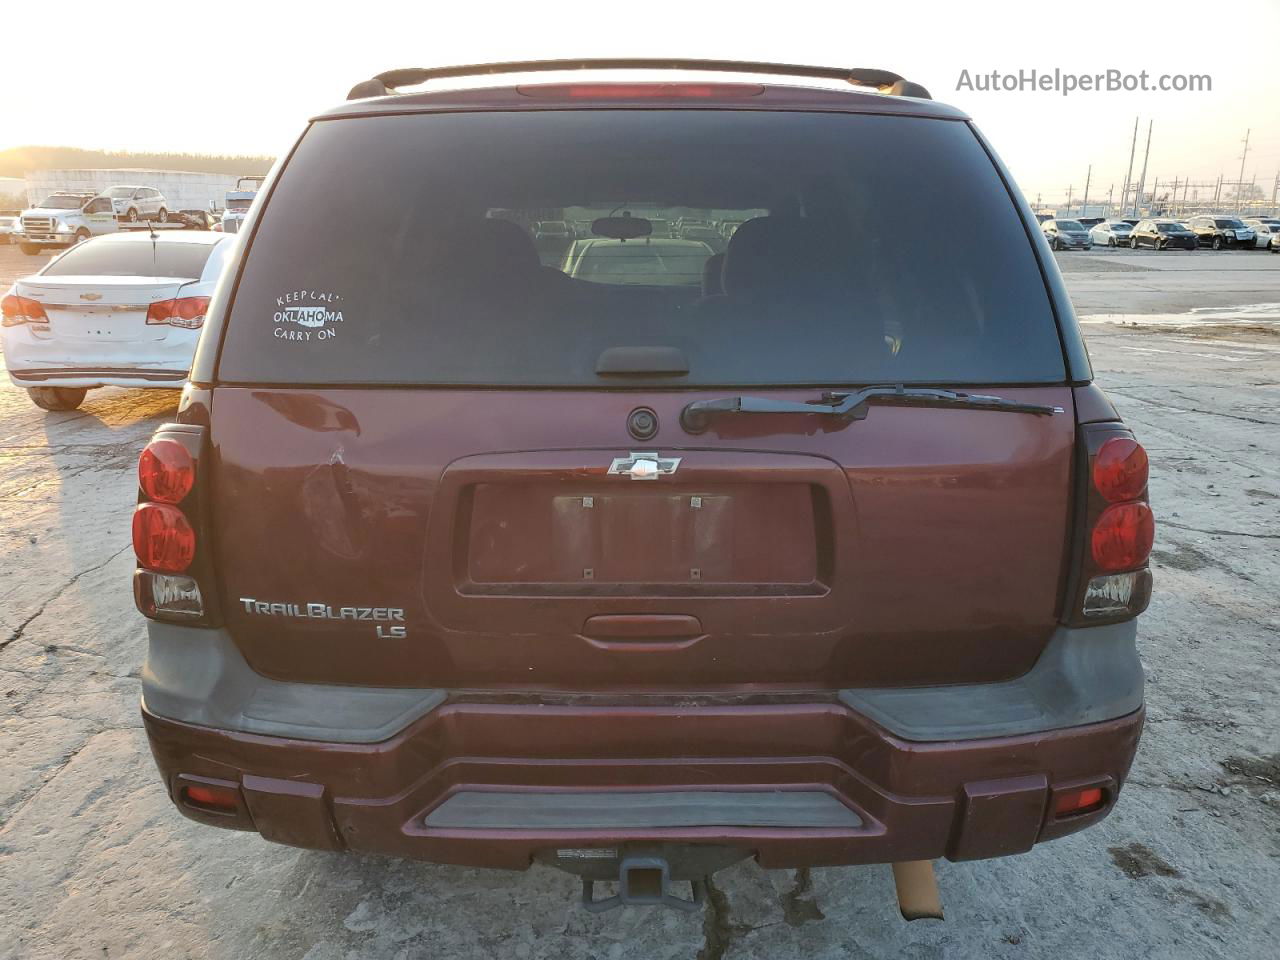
[347, 58, 932, 101]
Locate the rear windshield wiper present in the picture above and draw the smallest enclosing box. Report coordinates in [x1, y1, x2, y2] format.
[680, 385, 1064, 433]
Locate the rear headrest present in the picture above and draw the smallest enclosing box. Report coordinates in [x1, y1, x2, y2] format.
[722, 215, 853, 301]
[472, 218, 541, 275]
[701, 252, 725, 297]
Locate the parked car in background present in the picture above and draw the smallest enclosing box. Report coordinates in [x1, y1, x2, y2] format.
[534, 220, 573, 240]
[0, 213, 19, 243]
[1188, 215, 1256, 250]
[1042, 218, 1092, 250]
[1242, 218, 1280, 250]
[103, 185, 169, 223]
[133, 60, 1153, 916]
[1, 231, 235, 410]
[1129, 219, 1197, 250]
[1089, 219, 1133, 247]
[1076, 217, 1104, 228]
[16, 193, 118, 254]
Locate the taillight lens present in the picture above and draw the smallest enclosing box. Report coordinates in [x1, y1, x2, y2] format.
[138, 438, 195, 503]
[1093, 437, 1148, 502]
[1, 293, 49, 326]
[147, 296, 210, 329]
[132, 503, 196, 572]
[1091, 502, 1155, 571]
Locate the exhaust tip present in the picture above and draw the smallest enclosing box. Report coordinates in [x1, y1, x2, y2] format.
[892, 860, 944, 921]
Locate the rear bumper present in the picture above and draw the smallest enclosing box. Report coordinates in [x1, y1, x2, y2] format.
[2, 327, 198, 390]
[141, 622, 1145, 870]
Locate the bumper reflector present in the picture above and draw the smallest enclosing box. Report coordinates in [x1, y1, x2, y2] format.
[1053, 786, 1105, 818]
[182, 782, 240, 814]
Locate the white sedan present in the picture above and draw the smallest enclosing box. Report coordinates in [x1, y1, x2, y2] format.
[1, 231, 235, 411]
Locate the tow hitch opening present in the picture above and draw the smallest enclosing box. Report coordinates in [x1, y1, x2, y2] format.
[581, 857, 706, 914]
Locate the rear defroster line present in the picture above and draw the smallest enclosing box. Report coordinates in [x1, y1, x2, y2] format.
[679, 385, 1064, 433]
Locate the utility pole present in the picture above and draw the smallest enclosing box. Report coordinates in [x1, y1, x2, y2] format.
[1133, 120, 1152, 216]
[1236, 129, 1250, 211]
[1081, 164, 1091, 217]
[1272, 173, 1279, 216]
[1107, 184, 1114, 215]
[1121, 116, 1139, 217]
[1214, 174, 1222, 205]
[1152, 177, 1160, 215]
[1065, 185, 1073, 214]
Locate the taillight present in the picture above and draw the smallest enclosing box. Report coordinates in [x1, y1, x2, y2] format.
[132, 503, 196, 572]
[1093, 437, 1148, 502]
[134, 424, 215, 623]
[1, 293, 49, 326]
[1091, 502, 1155, 571]
[138, 438, 195, 503]
[147, 296, 210, 329]
[518, 82, 764, 99]
[1068, 424, 1154, 625]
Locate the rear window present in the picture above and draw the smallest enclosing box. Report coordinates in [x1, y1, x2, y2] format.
[44, 239, 219, 278]
[219, 110, 1065, 386]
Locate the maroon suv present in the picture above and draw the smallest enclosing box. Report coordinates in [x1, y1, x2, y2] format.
[133, 60, 1153, 916]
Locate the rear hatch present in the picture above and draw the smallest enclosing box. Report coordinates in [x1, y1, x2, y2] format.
[20, 276, 187, 343]
[207, 103, 1077, 693]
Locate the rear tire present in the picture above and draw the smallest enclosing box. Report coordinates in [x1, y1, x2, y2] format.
[1212, 236, 1223, 250]
[27, 387, 87, 411]
[74, 229, 90, 244]
[19, 243, 42, 255]
[127, 208, 138, 223]
[158, 207, 168, 223]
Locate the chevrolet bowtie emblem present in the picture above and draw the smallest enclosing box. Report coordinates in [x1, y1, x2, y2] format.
[607, 451, 681, 480]
[80, 293, 103, 301]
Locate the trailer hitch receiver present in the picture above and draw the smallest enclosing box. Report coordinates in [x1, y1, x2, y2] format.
[580, 856, 706, 913]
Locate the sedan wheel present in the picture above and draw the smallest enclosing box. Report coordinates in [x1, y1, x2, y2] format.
[1212, 237, 1223, 250]
[158, 208, 169, 223]
[127, 208, 138, 223]
[1108, 237, 1116, 247]
[28, 387, 87, 412]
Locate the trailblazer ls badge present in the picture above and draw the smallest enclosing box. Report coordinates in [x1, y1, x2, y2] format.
[238, 597, 407, 638]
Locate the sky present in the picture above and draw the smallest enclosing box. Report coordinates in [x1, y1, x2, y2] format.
[3, 0, 1279, 206]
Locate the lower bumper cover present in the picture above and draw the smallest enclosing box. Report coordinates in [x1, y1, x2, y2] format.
[142, 622, 1145, 870]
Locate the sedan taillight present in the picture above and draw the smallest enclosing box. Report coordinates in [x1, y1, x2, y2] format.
[147, 296, 210, 329]
[1, 294, 49, 326]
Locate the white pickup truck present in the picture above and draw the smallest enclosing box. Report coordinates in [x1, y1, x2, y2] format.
[17, 193, 118, 255]
[217, 176, 265, 234]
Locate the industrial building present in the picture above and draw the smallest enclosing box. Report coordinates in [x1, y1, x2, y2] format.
[21, 168, 243, 212]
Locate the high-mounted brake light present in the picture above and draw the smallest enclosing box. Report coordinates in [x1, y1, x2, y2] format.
[132, 502, 196, 573]
[517, 82, 764, 100]
[1091, 502, 1155, 572]
[1, 294, 49, 326]
[147, 296, 211, 329]
[139, 438, 195, 503]
[1093, 437, 1148, 502]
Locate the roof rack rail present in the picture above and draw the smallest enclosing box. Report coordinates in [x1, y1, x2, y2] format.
[346, 58, 932, 101]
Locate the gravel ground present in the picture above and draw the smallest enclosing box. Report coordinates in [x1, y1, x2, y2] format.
[1, 244, 1278, 959]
